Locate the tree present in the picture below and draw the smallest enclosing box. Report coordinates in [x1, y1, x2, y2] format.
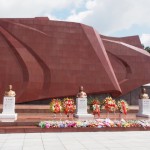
[142, 44, 150, 53]
[145, 46, 150, 53]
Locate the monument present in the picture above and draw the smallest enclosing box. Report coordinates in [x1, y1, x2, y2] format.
[0, 85, 17, 122]
[0, 17, 150, 104]
[74, 86, 94, 119]
[136, 87, 150, 117]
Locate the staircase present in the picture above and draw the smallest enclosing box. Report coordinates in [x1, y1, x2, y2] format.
[0, 105, 145, 133]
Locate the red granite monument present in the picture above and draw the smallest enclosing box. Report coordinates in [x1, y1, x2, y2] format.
[0, 17, 150, 103]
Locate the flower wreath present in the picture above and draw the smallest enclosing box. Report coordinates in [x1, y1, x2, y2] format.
[63, 98, 76, 114]
[117, 99, 129, 115]
[92, 100, 100, 116]
[50, 99, 63, 113]
[103, 97, 118, 112]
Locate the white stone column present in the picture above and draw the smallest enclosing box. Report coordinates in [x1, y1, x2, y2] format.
[74, 98, 94, 119]
[136, 99, 150, 117]
[0, 97, 17, 122]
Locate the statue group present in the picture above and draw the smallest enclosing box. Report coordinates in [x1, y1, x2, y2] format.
[1, 84, 149, 121]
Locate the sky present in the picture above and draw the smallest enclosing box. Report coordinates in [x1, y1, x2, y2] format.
[0, 0, 150, 47]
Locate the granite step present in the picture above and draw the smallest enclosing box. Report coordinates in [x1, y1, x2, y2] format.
[0, 105, 139, 113]
[0, 125, 149, 133]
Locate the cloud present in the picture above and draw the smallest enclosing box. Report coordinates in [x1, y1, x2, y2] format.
[66, 0, 95, 22]
[0, 0, 150, 39]
[140, 34, 150, 47]
[66, 0, 150, 36]
[67, 9, 92, 22]
[0, 0, 85, 18]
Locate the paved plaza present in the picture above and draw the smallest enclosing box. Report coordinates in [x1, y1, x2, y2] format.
[0, 131, 150, 150]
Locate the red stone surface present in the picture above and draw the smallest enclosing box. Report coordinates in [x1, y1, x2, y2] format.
[0, 106, 149, 133]
[0, 17, 150, 103]
[0, 104, 149, 133]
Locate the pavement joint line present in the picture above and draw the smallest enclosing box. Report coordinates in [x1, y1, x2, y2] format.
[41, 132, 46, 150]
[57, 133, 69, 150]
[0, 134, 9, 150]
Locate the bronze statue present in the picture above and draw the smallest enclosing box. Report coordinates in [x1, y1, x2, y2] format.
[139, 87, 149, 99]
[4, 85, 16, 97]
[76, 86, 87, 98]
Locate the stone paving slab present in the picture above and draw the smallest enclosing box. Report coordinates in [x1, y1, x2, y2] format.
[0, 131, 150, 150]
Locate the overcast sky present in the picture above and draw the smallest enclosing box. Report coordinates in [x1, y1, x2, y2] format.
[0, 0, 150, 47]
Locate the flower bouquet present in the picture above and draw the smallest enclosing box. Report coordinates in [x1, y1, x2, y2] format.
[50, 99, 63, 114]
[38, 119, 150, 129]
[117, 99, 129, 115]
[117, 99, 129, 120]
[103, 97, 118, 112]
[63, 98, 76, 117]
[92, 99, 100, 117]
[103, 97, 118, 118]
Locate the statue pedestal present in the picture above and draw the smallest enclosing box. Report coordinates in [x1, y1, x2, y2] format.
[136, 99, 150, 118]
[74, 98, 94, 119]
[0, 97, 17, 122]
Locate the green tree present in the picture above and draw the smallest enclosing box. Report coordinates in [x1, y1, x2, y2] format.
[145, 46, 150, 53]
[141, 44, 144, 49]
[142, 44, 150, 53]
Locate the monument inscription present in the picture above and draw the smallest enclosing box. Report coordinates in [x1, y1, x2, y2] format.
[137, 99, 150, 117]
[76, 98, 87, 114]
[142, 99, 150, 113]
[2, 97, 15, 114]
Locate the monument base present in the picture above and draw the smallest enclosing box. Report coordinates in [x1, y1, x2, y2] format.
[136, 99, 150, 118]
[0, 113, 17, 122]
[74, 98, 94, 119]
[136, 113, 150, 118]
[74, 114, 94, 119]
[0, 96, 18, 122]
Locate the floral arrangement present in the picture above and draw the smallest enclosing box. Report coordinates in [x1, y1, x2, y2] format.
[38, 119, 150, 128]
[92, 100, 100, 117]
[103, 97, 118, 112]
[117, 99, 129, 115]
[50, 99, 63, 113]
[63, 98, 76, 115]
